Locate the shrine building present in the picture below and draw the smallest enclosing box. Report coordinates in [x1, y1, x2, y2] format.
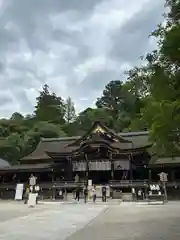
[0, 121, 180, 200]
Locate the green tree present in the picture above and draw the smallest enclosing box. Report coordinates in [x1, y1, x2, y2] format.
[125, 67, 150, 98]
[0, 120, 11, 137]
[0, 133, 24, 164]
[34, 84, 65, 124]
[75, 108, 113, 132]
[96, 80, 142, 119]
[96, 80, 145, 130]
[148, 2, 180, 154]
[126, 0, 180, 154]
[33, 121, 66, 138]
[96, 80, 126, 119]
[7, 133, 24, 163]
[22, 122, 67, 158]
[64, 97, 76, 123]
[10, 112, 24, 121]
[0, 138, 13, 163]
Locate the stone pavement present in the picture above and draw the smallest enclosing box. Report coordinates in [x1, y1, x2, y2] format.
[0, 202, 107, 240]
[1, 201, 180, 239]
[67, 202, 180, 240]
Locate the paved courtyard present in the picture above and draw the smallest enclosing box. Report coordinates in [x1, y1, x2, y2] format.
[0, 201, 180, 239]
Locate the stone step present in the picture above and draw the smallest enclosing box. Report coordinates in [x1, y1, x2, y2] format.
[39, 199, 121, 205]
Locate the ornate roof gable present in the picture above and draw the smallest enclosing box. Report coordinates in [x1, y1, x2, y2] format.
[68, 121, 131, 147]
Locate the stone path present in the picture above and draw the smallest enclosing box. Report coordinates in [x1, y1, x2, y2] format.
[67, 202, 180, 240]
[1, 201, 180, 239]
[0, 203, 107, 240]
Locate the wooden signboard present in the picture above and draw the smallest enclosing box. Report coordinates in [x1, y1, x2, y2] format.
[28, 193, 37, 207]
[148, 184, 164, 203]
[14, 183, 24, 200]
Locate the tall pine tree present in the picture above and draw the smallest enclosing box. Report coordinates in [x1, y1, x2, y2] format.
[34, 84, 65, 124]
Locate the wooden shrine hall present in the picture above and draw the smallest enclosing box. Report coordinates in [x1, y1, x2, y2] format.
[1, 121, 180, 200]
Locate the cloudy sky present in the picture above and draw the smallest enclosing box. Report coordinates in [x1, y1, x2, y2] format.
[0, 0, 164, 118]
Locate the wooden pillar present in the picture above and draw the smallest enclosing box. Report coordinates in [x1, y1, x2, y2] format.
[171, 169, 175, 181]
[85, 153, 89, 183]
[52, 184, 56, 200]
[51, 168, 55, 182]
[68, 156, 73, 181]
[110, 152, 114, 180]
[129, 154, 133, 180]
[51, 168, 56, 200]
[130, 166, 133, 180]
[148, 169, 152, 182]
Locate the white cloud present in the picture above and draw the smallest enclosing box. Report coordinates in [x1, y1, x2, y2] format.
[0, 0, 165, 117]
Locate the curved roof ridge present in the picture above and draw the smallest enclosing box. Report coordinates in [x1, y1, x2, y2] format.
[41, 136, 80, 142]
[67, 121, 131, 147]
[119, 131, 149, 137]
[0, 158, 11, 167]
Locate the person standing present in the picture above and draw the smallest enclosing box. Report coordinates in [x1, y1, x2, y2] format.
[75, 185, 81, 202]
[75, 174, 79, 183]
[35, 185, 40, 204]
[132, 188, 136, 201]
[83, 185, 88, 204]
[102, 185, 107, 202]
[24, 187, 29, 204]
[92, 185, 96, 203]
[138, 189, 142, 201]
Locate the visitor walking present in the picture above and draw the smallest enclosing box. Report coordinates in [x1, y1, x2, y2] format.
[83, 185, 88, 204]
[92, 185, 96, 203]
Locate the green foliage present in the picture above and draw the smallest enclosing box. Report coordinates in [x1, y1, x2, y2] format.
[74, 107, 115, 132]
[10, 112, 24, 121]
[124, 0, 180, 155]
[22, 122, 67, 158]
[96, 80, 143, 129]
[1, 0, 180, 162]
[96, 80, 126, 119]
[125, 67, 150, 98]
[33, 122, 66, 138]
[161, 25, 180, 65]
[64, 97, 76, 123]
[0, 116, 67, 164]
[34, 84, 65, 124]
[165, 0, 180, 23]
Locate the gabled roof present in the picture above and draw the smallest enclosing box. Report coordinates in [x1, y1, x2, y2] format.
[0, 163, 52, 172]
[149, 156, 180, 167]
[21, 137, 78, 161]
[118, 131, 150, 149]
[21, 122, 151, 161]
[68, 121, 131, 147]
